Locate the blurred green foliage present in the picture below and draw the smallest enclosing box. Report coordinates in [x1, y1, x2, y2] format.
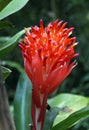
[0, 0, 89, 129]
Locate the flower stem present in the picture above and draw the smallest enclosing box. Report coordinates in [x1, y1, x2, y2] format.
[31, 89, 48, 130]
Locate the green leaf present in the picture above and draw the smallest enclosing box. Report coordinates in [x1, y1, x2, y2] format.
[0, 0, 11, 11]
[48, 93, 89, 126]
[43, 107, 59, 130]
[0, 29, 25, 59]
[0, 36, 10, 43]
[1, 66, 11, 80]
[0, 0, 29, 20]
[0, 27, 31, 59]
[51, 106, 89, 130]
[14, 71, 32, 130]
[2, 61, 23, 73]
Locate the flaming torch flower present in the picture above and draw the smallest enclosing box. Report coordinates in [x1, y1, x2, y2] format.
[19, 20, 78, 130]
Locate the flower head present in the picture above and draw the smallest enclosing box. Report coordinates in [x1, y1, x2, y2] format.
[19, 20, 78, 130]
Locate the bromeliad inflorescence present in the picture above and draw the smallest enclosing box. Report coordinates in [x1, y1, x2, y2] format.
[19, 20, 78, 130]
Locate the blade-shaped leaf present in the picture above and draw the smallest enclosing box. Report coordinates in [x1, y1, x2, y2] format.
[0, 37, 10, 43]
[48, 93, 89, 126]
[14, 71, 32, 130]
[0, 28, 31, 59]
[43, 107, 59, 130]
[1, 66, 11, 80]
[0, 29, 24, 59]
[2, 61, 23, 73]
[51, 106, 89, 130]
[0, 0, 11, 11]
[0, 0, 29, 20]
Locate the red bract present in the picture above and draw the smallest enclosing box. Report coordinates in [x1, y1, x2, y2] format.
[19, 20, 78, 130]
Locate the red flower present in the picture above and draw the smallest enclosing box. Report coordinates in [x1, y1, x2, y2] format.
[19, 20, 78, 130]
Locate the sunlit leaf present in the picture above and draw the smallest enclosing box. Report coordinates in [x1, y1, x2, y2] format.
[0, 0, 29, 20]
[48, 93, 89, 126]
[14, 71, 32, 130]
[51, 106, 89, 130]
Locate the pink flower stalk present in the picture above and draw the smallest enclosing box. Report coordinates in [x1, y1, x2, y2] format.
[19, 20, 78, 130]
